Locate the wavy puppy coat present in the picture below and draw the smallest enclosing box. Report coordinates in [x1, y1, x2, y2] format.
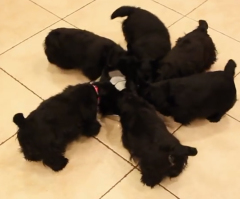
[141, 60, 236, 125]
[44, 28, 126, 80]
[118, 90, 197, 187]
[13, 82, 119, 171]
[111, 6, 171, 83]
[155, 20, 216, 81]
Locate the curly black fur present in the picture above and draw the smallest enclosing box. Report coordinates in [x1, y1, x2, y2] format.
[13, 82, 119, 171]
[44, 28, 126, 80]
[155, 20, 217, 81]
[111, 6, 171, 83]
[140, 60, 237, 125]
[117, 90, 197, 187]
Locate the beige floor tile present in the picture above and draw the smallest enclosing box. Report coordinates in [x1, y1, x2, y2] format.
[154, 0, 205, 15]
[0, 136, 133, 199]
[228, 74, 240, 121]
[188, 0, 240, 41]
[161, 116, 240, 199]
[65, 0, 182, 47]
[31, 0, 94, 18]
[102, 169, 177, 199]
[0, 0, 58, 54]
[0, 21, 89, 100]
[169, 17, 240, 73]
[0, 70, 41, 143]
[97, 118, 131, 162]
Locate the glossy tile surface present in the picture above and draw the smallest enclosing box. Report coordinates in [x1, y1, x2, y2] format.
[1, 0, 240, 198]
[0, 137, 133, 199]
[188, 0, 240, 41]
[162, 116, 240, 199]
[0, 0, 58, 54]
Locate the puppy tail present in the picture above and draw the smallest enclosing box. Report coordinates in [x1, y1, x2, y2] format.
[198, 20, 208, 31]
[13, 113, 26, 128]
[224, 59, 236, 78]
[111, 6, 137, 19]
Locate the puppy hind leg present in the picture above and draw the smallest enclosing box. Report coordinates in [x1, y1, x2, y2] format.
[207, 113, 224, 123]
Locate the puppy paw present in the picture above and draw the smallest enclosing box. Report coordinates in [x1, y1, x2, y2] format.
[141, 175, 161, 188]
[83, 121, 101, 137]
[43, 156, 69, 172]
[207, 114, 222, 123]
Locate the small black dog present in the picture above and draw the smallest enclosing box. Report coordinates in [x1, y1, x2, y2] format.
[44, 28, 126, 80]
[155, 20, 217, 81]
[140, 59, 237, 125]
[117, 89, 197, 187]
[111, 6, 171, 83]
[13, 81, 119, 171]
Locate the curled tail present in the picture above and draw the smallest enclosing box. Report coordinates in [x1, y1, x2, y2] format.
[111, 6, 137, 19]
[224, 59, 236, 77]
[198, 20, 208, 31]
[13, 113, 26, 128]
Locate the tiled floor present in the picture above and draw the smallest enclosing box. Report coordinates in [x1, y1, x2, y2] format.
[0, 0, 240, 198]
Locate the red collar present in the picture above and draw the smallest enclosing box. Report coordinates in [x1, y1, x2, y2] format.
[92, 84, 100, 104]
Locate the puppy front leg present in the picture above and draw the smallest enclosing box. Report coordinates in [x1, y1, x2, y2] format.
[100, 66, 111, 82]
[81, 104, 101, 137]
[43, 153, 68, 172]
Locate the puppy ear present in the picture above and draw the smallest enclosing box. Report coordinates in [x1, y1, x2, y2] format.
[172, 145, 198, 157]
[13, 113, 26, 128]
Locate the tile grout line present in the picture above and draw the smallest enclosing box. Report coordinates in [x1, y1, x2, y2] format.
[28, 0, 62, 19]
[0, 20, 61, 56]
[62, 0, 96, 19]
[94, 137, 135, 167]
[184, 0, 208, 16]
[151, 0, 184, 15]
[185, 16, 240, 43]
[172, 124, 183, 135]
[62, 20, 79, 29]
[159, 184, 180, 199]
[99, 167, 135, 199]
[134, 166, 180, 199]
[0, 68, 44, 100]
[0, 133, 17, 146]
[0, 0, 96, 56]
[226, 114, 240, 123]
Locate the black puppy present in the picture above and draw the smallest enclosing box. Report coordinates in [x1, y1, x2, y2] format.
[155, 20, 217, 81]
[13, 82, 119, 171]
[140, 60, 237, 125]
[117, 89, 197, 187]
[44, 28, 126, 80]
[111, 6, 171, 83]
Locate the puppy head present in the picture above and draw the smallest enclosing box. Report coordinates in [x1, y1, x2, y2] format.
[13, 113, 42, 161]
[94, 81, 121, 115]
[116, 56, 155, 84]
[107, 45, 127, 69]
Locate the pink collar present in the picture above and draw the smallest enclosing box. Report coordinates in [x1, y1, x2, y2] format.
[92, 84, 100, 104]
